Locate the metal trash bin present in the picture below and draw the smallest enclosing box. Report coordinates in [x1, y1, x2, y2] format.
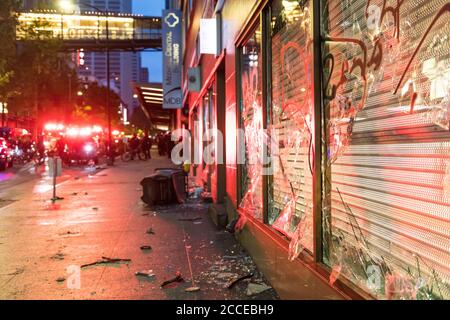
[140, 168, 185, 205]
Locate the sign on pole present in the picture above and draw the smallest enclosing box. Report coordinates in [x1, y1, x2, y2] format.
[162, 9, 183, 109]
[200, 19, 217, 55]
[49, 157, 63, 202]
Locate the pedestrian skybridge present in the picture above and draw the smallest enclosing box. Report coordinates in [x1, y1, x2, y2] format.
[16, 11, 162, 51]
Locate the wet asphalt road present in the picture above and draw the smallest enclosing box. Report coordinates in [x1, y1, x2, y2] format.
[0, 161, 104, 208]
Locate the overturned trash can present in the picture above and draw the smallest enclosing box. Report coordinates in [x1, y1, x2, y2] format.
[140, 168, 186, 205]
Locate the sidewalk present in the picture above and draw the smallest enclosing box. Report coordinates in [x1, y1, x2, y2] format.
[0, 154, 278, 300]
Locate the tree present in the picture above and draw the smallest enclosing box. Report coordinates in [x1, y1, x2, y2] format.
[10, 18, 76, 126]
[0, 1, 20, 103]
[73, 81, 122, 128]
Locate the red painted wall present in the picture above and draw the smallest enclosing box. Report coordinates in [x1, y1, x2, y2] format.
[182, 0, 259, 205]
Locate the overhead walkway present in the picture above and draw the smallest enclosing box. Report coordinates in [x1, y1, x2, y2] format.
[17, 10, 162, 51]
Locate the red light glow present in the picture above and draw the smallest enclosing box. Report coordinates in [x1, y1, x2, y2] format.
[44, 123, 65, 131]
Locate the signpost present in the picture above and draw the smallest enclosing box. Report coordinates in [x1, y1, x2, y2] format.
[162, 9, 183, 109]
[49, 156, 63, 202]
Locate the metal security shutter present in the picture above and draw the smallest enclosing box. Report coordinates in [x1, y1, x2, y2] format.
[323, 0, 450, 299]
[269, 0, 314, 255]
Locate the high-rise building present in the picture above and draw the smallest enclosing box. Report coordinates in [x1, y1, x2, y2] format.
[74, 0, 141, 111]
[139, 67, 149, 83]
[22, 0, 144, 112]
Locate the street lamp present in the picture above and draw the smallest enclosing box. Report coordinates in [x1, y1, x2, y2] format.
[59, 0, 114, 166]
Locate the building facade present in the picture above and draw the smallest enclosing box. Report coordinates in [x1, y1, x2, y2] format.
[177, 0, 450, 300]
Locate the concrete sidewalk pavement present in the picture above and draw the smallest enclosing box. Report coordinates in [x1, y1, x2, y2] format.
[0, 155, 278, 300]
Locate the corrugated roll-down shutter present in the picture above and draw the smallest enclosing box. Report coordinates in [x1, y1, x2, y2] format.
[323, 0, 450, 299]
[269, 1, 314, 256]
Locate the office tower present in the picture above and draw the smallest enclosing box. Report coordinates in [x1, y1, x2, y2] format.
[140, 67, 149, 83]
[74, 0, 141, 111]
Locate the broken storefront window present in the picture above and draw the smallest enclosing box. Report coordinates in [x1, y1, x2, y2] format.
[239, 23, 264, 220]
[268, 0, 314, 258]
[322, 0, 450, 300]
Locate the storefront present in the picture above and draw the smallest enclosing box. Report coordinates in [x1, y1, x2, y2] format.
[180, 0, 450, 300]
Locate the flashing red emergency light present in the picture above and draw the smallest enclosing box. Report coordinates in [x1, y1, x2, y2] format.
[44, 123, 65, 131]
[92, 125, 103, 133]
[66, 127, 92, 136]
[66, 127, 79, 136]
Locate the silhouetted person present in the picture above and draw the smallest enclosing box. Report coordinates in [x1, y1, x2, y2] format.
[128, 133, 140, 160]
[141, 134, 152, 160]
[157, 133, 165, 156]
[165, 132, 175, 159]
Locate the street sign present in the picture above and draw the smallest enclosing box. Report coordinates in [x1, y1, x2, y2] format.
[49, 157, 62, 177]
[199, 19, 217, 54]
[162, 9, 183, 109]
[49, 157, 63, 202]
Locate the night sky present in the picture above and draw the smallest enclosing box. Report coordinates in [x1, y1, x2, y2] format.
[132, 0, 165, 83]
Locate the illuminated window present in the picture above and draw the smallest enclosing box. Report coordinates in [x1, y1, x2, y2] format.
[238, 23, 263, 220]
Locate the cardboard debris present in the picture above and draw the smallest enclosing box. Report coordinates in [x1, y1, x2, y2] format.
[246, 283, 272, 296]
[135, 270, 155, 278]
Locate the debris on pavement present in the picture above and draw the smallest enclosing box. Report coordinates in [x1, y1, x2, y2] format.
[246, 282, 272, 296]
[92, 207, 99, 211]
[81, 256, 131, 269]
[226, 273, 254, 289]
[56, 277, 66, 283]
[140, 245, 152, 251]
[160, 271, 184, 288]
[50, 252, 65, 261]
[5, 267, 25, 276]
[185, 286, 201, 292]
[135, 270, 155, 278]
[146, 228, 155, 235]
[44, 202, 61, 210]
[216, 272, 238, 281]
[178, 216, 202, 222]
[59, 230, 80, 236]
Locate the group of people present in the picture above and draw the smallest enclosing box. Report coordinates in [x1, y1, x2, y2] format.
[155, 132, 175, 158]
[125, 131, 175, 160]
[127, 133, 153, 160]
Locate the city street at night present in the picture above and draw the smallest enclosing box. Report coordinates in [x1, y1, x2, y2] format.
[0, 153, 278, 300]
[0, 0, 449, 312]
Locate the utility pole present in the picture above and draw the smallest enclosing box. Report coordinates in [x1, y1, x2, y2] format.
[106, 10, 114, 166]
[60, 1, 115, 165]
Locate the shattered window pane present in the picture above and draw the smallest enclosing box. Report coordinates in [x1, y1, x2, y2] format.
[239, 24, 264, 220]
[268, 0, 314, 257]
[322, 0, 450, 299]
